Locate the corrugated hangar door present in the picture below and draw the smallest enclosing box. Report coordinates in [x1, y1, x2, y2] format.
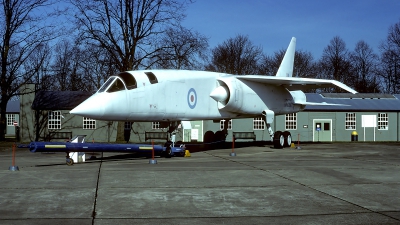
[313, 119, 332, 142]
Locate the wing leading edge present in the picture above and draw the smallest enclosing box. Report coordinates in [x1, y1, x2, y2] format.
[236, 75, 358, 94]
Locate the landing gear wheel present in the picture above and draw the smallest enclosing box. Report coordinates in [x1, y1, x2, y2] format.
[273, 131, 284, 149]
[283, 131, 292, 147]
[66, 158, 74, 166]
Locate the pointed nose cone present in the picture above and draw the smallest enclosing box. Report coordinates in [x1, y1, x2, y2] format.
[210, 86, 229, 102]
[70, 94, 104, 119]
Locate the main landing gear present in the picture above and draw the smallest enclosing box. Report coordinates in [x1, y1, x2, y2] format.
[263, 110, 292, 149]
[272, 131, 292, 149]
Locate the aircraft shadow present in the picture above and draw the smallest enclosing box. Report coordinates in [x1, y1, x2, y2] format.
[183, 140, 272, 152]
[34, 152, 162, 167]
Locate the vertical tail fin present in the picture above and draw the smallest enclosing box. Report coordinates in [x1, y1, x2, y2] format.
[276, 37, 296, 77]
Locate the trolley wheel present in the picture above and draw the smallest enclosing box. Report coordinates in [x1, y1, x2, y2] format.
[165, 146, 172, 158]
[66, 158, 74, 166]
[164, 142, 172, 158]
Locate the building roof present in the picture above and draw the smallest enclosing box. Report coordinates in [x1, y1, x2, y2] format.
[304, 93, 400, 112]
[31, 91, 93, 110]
[7, 100, 20, 113]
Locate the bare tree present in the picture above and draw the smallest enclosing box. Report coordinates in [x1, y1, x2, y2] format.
[154, 25, 209, 69]
[349, 40, 380, 93]
[386, 19, 400, 55]
[318, 36, 354, 92]
[260, 49, 317, 78]
[51, 39, 91, 91]
[379, 20, 400, 94]
[259, 50, 284, 76]
[52, 40, 74, 91]
[70, 0, 190, 71]
[0, 0, 61, 141]
[294, 51, 318, 79]
[79, 44, 118, 92]
[23, 43, 53, 90]
[22, 43, 54, 141]
[379, 46, 400, 94]
[206, 35, 263, 75]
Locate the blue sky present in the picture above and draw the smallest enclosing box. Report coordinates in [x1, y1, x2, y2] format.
[182, 0, 400, 59]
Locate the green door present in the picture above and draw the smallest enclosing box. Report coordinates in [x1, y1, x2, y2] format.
[313, 119, 332, 142]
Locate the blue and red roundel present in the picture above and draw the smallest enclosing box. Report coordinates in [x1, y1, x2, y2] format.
[187, 88, 197, 109]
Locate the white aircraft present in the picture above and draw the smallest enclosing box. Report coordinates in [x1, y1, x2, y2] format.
[70, 37, 357, 148]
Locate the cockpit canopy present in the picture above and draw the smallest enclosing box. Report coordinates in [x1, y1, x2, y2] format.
[97, 71, 159, 93]
[98, 72, 137, 93]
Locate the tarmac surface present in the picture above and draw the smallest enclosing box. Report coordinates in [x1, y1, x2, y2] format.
[0, 142, 400, 224]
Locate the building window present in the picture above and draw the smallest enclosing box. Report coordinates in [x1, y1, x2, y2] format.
[220, 119, 232, 130]
[7, 114, 15, 126]
[48, 111, 61, 130]
[345, 113, 356, 130]
[83, 117, 96, 129]
[378, 113, 388, 130]
[152, 122, 161, 129]
[125, 122, 133, 130]
[253, 117, 265, 130]
[324, 123, 330, 131]
[285, 113, 297, 130]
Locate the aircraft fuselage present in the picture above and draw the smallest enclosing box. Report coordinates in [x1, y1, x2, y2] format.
[71, 70, 302, 122]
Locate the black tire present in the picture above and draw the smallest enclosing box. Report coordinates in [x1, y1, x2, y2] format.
[66, 158, 74, 166]
[164, 142, 172, 158]
[214, 131, 225, 142]
[283, 131, 292, 147]
[203, 131, 215, 143]
[273, 131, 284, 149]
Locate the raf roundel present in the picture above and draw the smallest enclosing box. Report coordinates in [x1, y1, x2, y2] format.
[187, 88, 197, 109]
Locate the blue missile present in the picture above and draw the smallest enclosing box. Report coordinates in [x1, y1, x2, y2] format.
[28, 142, 172, 153]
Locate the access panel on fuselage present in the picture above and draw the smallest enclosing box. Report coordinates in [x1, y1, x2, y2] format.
[165, 79, 186, 120]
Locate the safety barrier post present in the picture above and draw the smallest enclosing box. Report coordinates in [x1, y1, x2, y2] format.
[152, 140, 155, 159]
[149, 140, 157, 164]
[296, 133, 302, 150]
[230, 135, 236, 156]
[9, 143, 19, 171]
